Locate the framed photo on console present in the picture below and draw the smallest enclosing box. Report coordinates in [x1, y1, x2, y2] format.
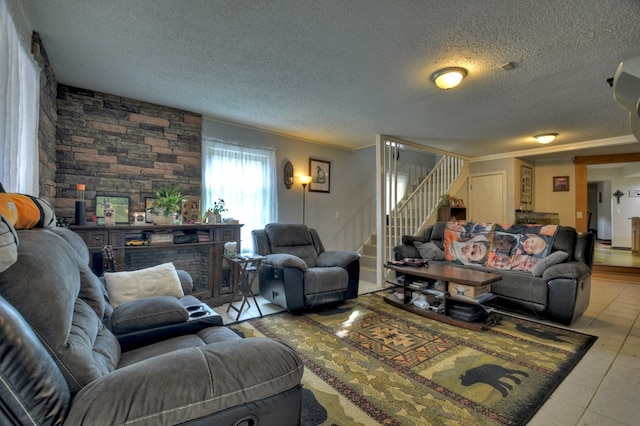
[95, 195, 130, 224]
[145, 197, 156, 223]
[309, 158, 330, 193]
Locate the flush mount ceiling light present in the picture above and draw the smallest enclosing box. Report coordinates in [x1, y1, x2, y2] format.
[431, 67, 468, 90]
[534, 133, 558, 144]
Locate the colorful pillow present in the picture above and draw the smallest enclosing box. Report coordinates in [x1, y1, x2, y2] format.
[0, 214, 19, 273]
[103, 262, 184, 308]
[0, 193, 56, 229]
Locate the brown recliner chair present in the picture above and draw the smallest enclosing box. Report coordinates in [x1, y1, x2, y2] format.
[252, 223, 360, 312]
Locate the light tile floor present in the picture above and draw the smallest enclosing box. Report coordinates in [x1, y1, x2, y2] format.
[213, 273, 640, 425]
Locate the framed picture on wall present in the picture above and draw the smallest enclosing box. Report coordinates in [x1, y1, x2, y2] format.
[309, 158, 330, 193]
[520, 165, 532, 204]
[553, 176, 570, 192]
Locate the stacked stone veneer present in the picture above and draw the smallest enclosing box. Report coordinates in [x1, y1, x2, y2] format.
[55, 84, 202, 221]
[32, 32, 58, 203]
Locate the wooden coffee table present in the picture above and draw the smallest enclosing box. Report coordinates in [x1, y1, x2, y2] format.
[384, 262, 502, 331]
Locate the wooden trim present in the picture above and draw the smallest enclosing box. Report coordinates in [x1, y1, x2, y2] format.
[575, 164, 588, 232]
[574, 153, 640, 165]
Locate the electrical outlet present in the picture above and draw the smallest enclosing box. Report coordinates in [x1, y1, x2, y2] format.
[335, 212, 340, 220]
[576, 211, 583, 219]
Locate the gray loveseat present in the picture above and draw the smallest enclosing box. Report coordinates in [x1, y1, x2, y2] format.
[393, 221, 595, 325]
[0, 227, 304, 425]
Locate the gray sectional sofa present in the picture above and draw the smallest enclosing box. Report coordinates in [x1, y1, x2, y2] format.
[393, 221, 595, 325]
[0, 226, 304, 425]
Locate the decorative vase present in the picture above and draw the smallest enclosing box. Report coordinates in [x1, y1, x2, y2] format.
[212, 213, 222, 224]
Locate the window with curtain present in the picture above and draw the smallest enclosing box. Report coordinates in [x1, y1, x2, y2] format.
[202, 138, 277, 253]
[0, 0, 40, 194]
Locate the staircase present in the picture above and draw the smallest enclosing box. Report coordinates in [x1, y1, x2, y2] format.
[357, 151, 466, 286]
[359, 234, 377, 283]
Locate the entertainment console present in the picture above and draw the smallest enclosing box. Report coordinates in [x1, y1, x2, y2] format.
[384, 262, 502, 331]
[71, 223, 242, 306]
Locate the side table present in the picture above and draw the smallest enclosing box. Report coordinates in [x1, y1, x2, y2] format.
[224, 254, 264, 321]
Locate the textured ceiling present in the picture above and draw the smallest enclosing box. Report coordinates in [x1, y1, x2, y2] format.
[20, 0, 640, 160]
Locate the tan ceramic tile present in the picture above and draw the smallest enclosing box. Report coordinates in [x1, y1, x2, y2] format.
[530, 396, 586, 426]
[578, 410, 629, 425]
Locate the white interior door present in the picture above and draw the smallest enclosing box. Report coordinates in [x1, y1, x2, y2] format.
[469, 172, 506, 223]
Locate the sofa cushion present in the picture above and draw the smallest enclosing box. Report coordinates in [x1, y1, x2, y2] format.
[532, 251, 569, 277]
[304, 266, 349, 294]
[265, 223, 319, 267]
[413, 241, 445, 261]
[490, 273, 549, 306]
[104, 262, 184, 308]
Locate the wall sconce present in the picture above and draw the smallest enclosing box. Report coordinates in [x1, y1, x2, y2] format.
[535, 133, 558, 144]
[284, 161, 294, 189]
[299, 175, 312, 224]
[431, 67, 467, 90]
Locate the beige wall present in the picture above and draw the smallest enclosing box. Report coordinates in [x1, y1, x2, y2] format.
[532, 161, 576, 227]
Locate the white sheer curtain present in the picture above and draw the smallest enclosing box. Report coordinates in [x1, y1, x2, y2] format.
[0, 0, 40, 195]
[202, 138, 277, 252]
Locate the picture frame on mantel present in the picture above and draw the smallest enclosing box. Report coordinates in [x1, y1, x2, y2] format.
[309, 158, 330, 193]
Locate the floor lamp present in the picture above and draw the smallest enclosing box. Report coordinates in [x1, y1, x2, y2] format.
[299, 175, 312, 224]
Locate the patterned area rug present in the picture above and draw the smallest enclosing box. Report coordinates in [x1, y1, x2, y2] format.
[231, 292, 596, 425]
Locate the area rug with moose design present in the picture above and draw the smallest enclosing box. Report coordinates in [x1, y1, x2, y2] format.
[231, 292, 596, 425]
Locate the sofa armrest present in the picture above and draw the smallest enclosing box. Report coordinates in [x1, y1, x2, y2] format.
[401, 235, 428, 245]
[262, 253, 308, 271]
[66, 338, 304, 425]
[392, 244, 420, 260]
[110, 296, 189, 335]
[316, 250, 360, 268]
[546, 275, 591, 325]
[542, 261, 590, 281]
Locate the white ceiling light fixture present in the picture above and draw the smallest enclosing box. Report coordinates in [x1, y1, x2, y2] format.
[431, 67, 468, 90]
[535, 133, 558, 144]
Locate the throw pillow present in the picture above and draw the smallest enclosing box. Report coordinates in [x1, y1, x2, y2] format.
[532, 251, 569, 277]
[0, 193, 56, 229]
[0, 214, 19, 273]
[104, 262, 184, 308]
[413, 241, 445, 261]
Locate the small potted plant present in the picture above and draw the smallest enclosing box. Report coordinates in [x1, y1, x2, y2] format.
[149, 184, 184, 225]
[209, 198, 227, 224]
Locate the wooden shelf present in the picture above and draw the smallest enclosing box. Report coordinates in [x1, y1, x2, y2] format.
[437, 206, 466, 221]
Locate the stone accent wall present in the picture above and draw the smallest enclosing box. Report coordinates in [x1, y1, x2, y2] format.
[32, 32, 57, 203]
[55, 85, 202, 221]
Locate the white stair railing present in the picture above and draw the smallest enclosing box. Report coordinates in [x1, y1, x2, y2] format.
[386, 152, 464, 261]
